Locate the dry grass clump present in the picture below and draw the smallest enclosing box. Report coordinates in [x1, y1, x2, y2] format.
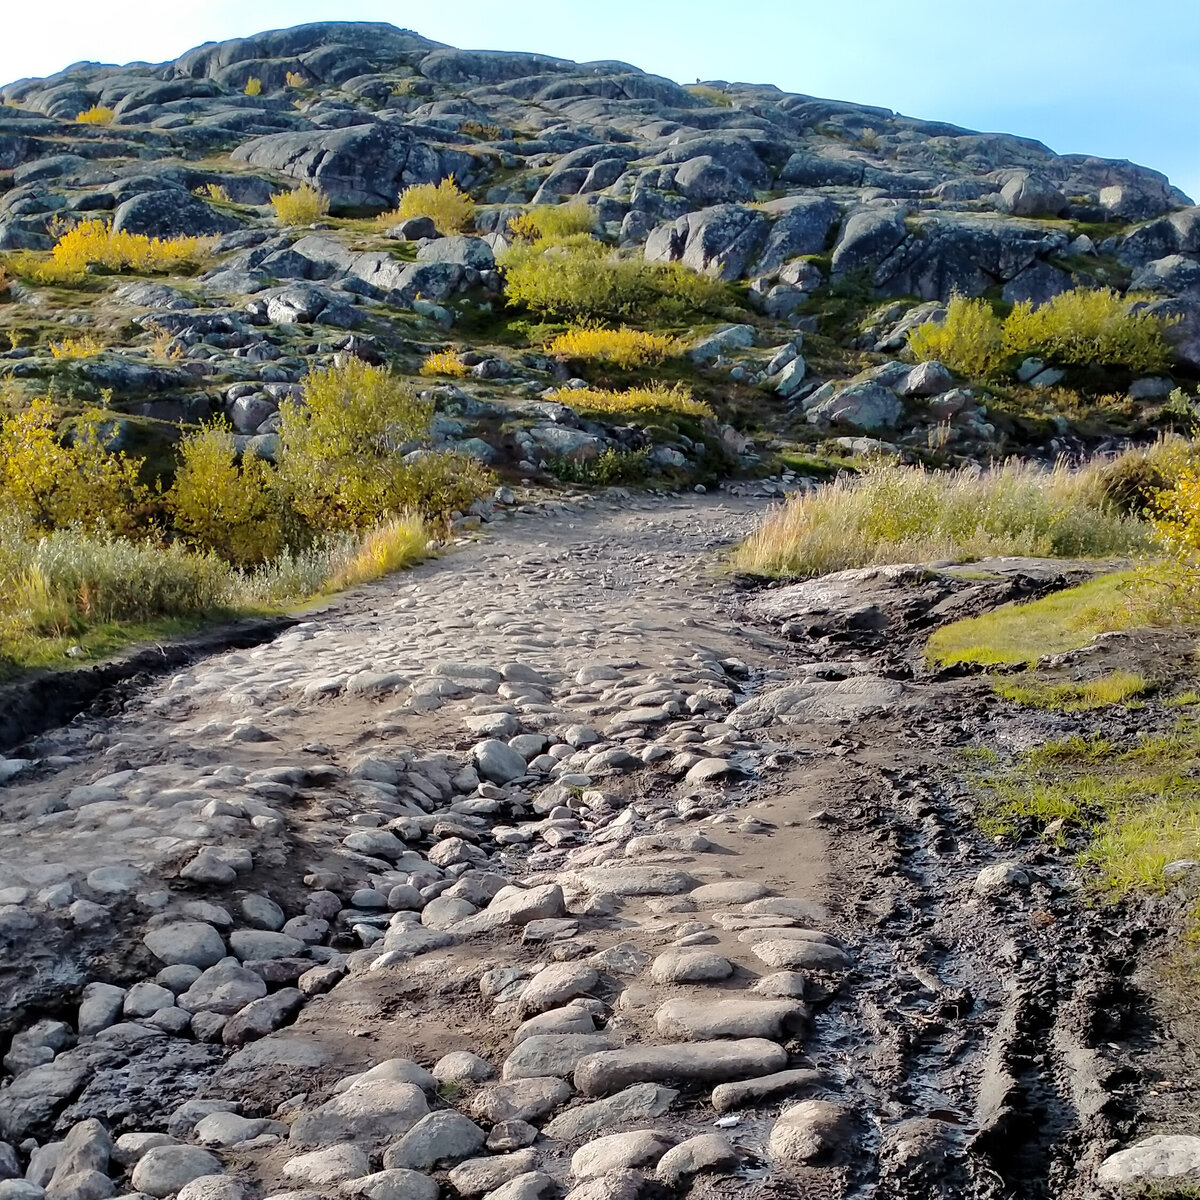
[270, 184, 330, 226]
[547, 326, 681, 369]
[382, 177, 475, 235]
[419, 350, 471, 378]
[733, 459, 1152, 579]
[686, 85, 734, 108]
[75, 105, 114, 124]
[194, 183, 232, 203]
[286, 71, 308, 88]
[909, 290, 1177, 377]
[324, 516, 430, 591]
[547, 383, 712, 421]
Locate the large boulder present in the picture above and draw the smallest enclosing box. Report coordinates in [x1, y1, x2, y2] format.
[754, 197, 840, 275]
[806, 381, 903, 431]
[644, 205, 768, 281]
[231, 124, 446, 210]
[994, 172, 1067, 217]
[113, 190, 244, 239]
[1141, 295, 1200, 371]
[831, 208, 908, 276]
[1130, 254, 1200, 297]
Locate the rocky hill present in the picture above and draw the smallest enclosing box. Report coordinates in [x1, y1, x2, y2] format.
[1, 20, 1198, 480]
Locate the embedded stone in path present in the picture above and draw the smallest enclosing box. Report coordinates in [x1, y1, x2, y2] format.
[131, 1146, 224, 1198]
[711, 1069, 824, 1114]
[571, 1129, 674, 1180]
[502, 1034, 617, 1081]
[654, 997, 807, 1041]
[143, 923, 226, 969]
[569, 867, 698, 897]
[343, 1168, 440, 1200]
[544, 1083, 678, 1141]
[381, 1110, 486, 1171]
[289, 1081, 429, 1147]
[750, 938, 851, 971]
[574, 1039, 788, 1096]
[1095, 1135, 1200, 1190]
[649, 948, 734, 984]
[448, 1149, 539, 1197]
[517, 964, 599, 1016]
[769, 1100, 856, 1164]
[282, 1143, 370, 1185]
[687, 881, 772, 905]
[656, 1132, 739, 1187]
[469, 1077, 573, 1124]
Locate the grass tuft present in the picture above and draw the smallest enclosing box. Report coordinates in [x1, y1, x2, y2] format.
[993, 669, 1148, 710]
[734, 459, 1151, 580]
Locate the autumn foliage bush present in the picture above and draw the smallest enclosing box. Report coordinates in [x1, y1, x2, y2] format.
[386, 177, 475, 234]
[270, 184, 330, 225]
[502, 237, 731, 323]
[547, 326, 681, 368]
[8, 219, 208, 285]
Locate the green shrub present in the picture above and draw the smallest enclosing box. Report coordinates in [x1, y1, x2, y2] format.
[909, 289, 1178, 378]
[1097, 435, 1198, 516]
[501, 237, 731, 323]
[277, 359, 491, 529]
[166, 423, 290, 565]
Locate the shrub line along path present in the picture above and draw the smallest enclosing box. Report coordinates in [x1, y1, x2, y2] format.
[0, 489, 1187, 1200]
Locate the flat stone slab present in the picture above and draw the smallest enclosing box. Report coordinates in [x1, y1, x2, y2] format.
[543, 1083, 678, 1142]
[574, 1039, 788, 1097]
[469, 1078, 572, 1125]
[569, 868, 698, 897]
[1096, 1135, 1200, 1189]
[687, 881, 772, 906]
[654, 997, 807, 1041]
[649, 949, 734, 984]
[729, 676, 905, 730]
[502, 1034, 617, 1081]
[750, 939, 851, 971]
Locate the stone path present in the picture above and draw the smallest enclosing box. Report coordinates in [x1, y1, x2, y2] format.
[0, 489, 875, 1200]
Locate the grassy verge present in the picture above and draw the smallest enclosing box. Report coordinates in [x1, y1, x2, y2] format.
[992, 668, 1149, 710]
[926, 571, 1150, 666]
[0, 516, 431, 679]
[732, 460, 1150, 578]
[976, 721, 1200, 901]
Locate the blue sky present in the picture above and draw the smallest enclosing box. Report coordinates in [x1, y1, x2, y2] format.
[4, 0, 1198, 202]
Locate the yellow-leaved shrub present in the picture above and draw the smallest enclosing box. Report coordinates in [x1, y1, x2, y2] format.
[547, 383, 712, 420]
[501, 237, 730, 323]
[909, 288, 1178, 378]
[547, 326, 681, 368]
[244, 77, 263, 96]
[420, 350, 471, 377]
[166, 423, 289, 566]
[0, 399, 150, 536]
[508, 200, 594, 243]
[11, 219, 207, 285]
[270, 184, 330, 226]
[387, 177, 475, 235]
[48, 333, 105, 358]
[76, 105, 114, 124]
